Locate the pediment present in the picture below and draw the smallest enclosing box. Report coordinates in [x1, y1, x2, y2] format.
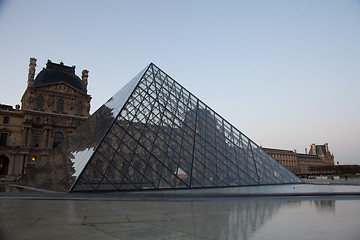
[36, 82, 87, 96]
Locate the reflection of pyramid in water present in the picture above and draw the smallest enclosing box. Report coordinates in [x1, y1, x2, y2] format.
[71, 63, 302, 191]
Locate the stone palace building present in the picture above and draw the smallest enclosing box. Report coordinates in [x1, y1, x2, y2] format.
[0, 58, 91, 181]
[263, 143, 335, 175]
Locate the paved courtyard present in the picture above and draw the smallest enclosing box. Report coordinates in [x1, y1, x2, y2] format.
[1, 196, 360, 240]
[1, 182, 360, 240]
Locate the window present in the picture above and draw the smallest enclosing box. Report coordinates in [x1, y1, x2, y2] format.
[75, 102, 83, 115]
[33, 133, 40, 147]
[35, 117, 41, 124]
[36, 95, 44, 110]
[57, 99, 64, 113]
[0, 133, 7, 146]
[53, 132, 64, 148]
[3, 116, 9, 124]
[0, 155, 9, 175]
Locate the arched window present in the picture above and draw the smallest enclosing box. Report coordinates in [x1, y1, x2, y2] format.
[53, 132, 64, 148]
[75, 102, 83, 115]
[36, 95, 44, 110]
[57, 99, 64, 113]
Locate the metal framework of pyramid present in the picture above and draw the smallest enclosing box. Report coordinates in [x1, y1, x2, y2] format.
[70, 63, 302, 192]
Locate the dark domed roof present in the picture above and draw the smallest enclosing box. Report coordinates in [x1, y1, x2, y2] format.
[34, 60, 86, 93]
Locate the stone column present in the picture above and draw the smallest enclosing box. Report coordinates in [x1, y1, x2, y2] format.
[21, 154, 27, 175]
[7, 154, 15, 176]
[48, 128, 53, 148]
[23, 127, 29, 146]
[44, 126, 52, 148]
[27, 128, 32, 147]
[44, 129, 49, 148]
[310, 144, 316, 155]
[325, 143, 329, 153]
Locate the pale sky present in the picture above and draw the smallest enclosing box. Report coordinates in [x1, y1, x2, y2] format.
[0, 0, 359, 165]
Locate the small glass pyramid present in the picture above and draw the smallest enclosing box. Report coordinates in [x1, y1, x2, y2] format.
[70, 63, 302, 192]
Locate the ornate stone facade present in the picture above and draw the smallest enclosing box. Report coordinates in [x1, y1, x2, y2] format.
[0, 58, 91, 181]
[263, 143, 335, 175]
[261, 148, 299, 174]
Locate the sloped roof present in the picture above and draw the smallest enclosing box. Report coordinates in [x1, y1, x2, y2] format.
[262, 147, 296, 155]
[297, 153, 321, 160]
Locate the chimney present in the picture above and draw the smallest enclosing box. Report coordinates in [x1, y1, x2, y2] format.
[294, 149, 297, 153]
[27, 57, 37, 87]
[82, 69, 89, 90]
[325, 143, 329, 153]
[310, 144, 316, 155]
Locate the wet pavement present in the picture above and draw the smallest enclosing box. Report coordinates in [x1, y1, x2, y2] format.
[0, 182, 360, 240]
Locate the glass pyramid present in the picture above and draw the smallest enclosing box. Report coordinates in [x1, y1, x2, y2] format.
[70, 63, 302, 192]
